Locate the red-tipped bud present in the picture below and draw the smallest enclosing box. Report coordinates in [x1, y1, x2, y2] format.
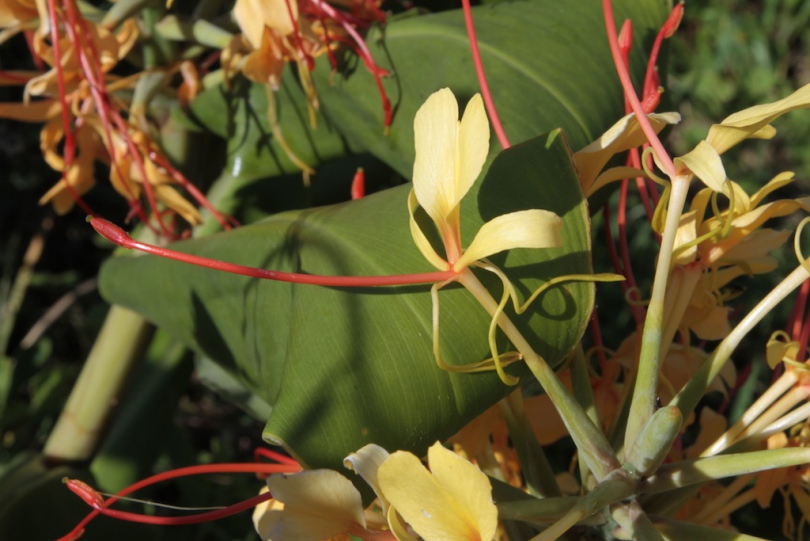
[640, 86, 662, 114]
[618, 19, 633, 57]
[662, 3, 685, 39]
[64, 478, 105, 509]
[351, 168, 365, 200]
[89, 217, 135, 248]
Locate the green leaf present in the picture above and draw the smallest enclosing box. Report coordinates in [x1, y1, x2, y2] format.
[187, 71, 350, 180]
[313, 0, 670, 175]
[99, 131, 592, 471]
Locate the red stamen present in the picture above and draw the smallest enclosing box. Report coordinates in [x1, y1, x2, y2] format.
[150, 151, 240, 230]
[643, 3, 683, 103]
[589, 308, 608, 368]
[254, 448, 300, 467]
[602, 0, 676, 178]
[89, 217, 457, 287]
[81, 490, 274, 526]
[461, 0, 509, 150]
[285, 0, 315, 71]
[603, 203, 644, 325]
[798, 302, 810, 365]
[627, 148, 655, 223]
[65, 478, 106, 509]
[351, 168, 365, 199]
[308, 0, 392, 128]
[789, 279, 810, 341]
[61, 462, 299, 540]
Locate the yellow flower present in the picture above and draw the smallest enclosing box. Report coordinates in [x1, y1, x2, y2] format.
[675, 82, 810, 193]
[408, 88, 562, 272]
[378, 442, 497, 541]
[253, 444, 392, 541]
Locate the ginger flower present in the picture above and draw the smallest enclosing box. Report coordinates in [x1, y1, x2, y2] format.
[253, 444, 392, 541]
[408, 88, 562, 273]
[378, 442, 498, 541]
[252, 442, 497, 541]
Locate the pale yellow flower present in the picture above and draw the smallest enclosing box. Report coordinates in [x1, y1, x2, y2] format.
[408, 88, 562, 272]
[378, 442, 498, 541]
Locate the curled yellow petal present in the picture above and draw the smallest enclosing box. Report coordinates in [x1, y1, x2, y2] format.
[378, 442, 497, 541]
[454, 209, 562, 270]
[344, 444, 391, 513]
[674, 140, 726, 192]
[573, 111, 680, 193]
[707, 83, 810, 154]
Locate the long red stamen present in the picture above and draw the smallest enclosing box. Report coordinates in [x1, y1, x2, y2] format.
[461, 0, 509, 150]
[66, 483, 274, 526]
[643, 3, 684, 101]
[308, 0, 392, 128]
[254, 448, 300, 467]
[90, 217, 457, 287]
[789, 279, 810, 341]
[60, 462, 299, 540]
[150, 151, 240, 230]
[47, 0, 95, 217]
[602, 0, 676, 178]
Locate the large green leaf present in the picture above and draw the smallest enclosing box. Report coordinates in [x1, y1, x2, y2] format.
[314, 0, 670, 175]
[99, 130, 591, 470]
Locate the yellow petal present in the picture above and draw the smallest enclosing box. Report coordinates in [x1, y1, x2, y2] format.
[378, 443, 497, 541]
[683, 304, 731, 341]
[720, 229, 791, 263]
[408, 190, 449, 271]
[413, 88, 459, 225]
[587, 166, 645, 196]
[234, 0, 268, 49]
[454, 209, 562, 270]
[412, 89, 488, 227]
[456, 93, 489, 211]
[0, 99, 60, 121]
[426, 443, 497, 541]
[674, 140, 726, 192]
[750, 171, 795, 208]
[154, 185, 203, 225]
[258, 470, 366, 540]
[344, 444, 391, 513]
[707, 83, 810, 154]
[573, 111, 680, 193]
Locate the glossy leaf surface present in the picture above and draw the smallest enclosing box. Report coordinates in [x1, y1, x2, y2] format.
[100, 131, 591, 470]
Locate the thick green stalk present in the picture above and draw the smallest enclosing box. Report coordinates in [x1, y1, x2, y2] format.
[459, 270, 620, 481]
[44, 306, 154, 462]
[643, 448, 810, 494]
[625, 174, 691, 450]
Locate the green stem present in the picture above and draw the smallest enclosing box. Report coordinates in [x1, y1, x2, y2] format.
[499, 392, 561, 498]
[653, 517, 770, 541]
[154, 15, 234, 49]
[643, 448, 810, 494]
[672, 262, 810, 421]
[532, 469, 637, 541]
[570, 343, 597, 488]
[612, 500, 665, 541]
[43, 306, 154, 462]
[458, 270, 620, 481]
[625, 174, 690, 450]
